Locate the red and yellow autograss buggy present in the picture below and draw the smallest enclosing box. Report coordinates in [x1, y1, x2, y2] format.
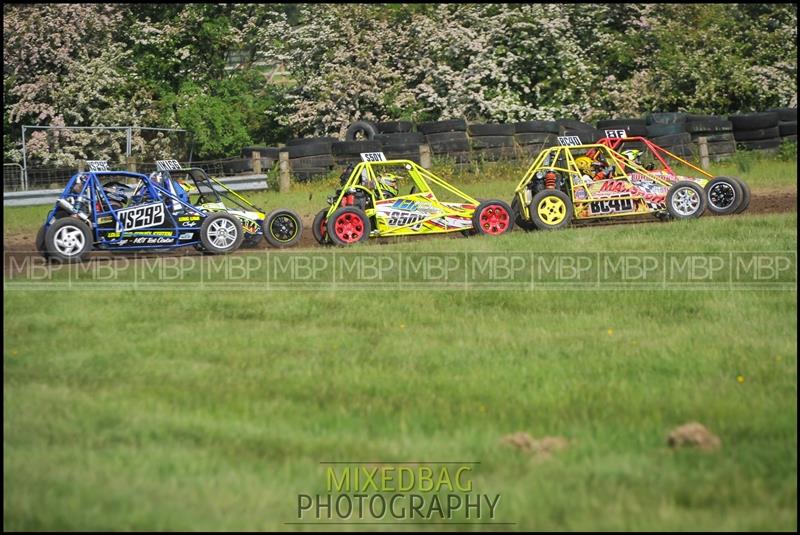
[511, 142, 708, 231]
[312, 157, 513, 246]
[596, 135, 750, 215]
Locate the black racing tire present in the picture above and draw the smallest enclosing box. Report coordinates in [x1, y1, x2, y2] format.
[528, 189, 573, 230]
[425, 131, 470, 152]
[514, 120, 559, 134]
[514, 132, 558, 145]
[44, 217, 92, 263]
[666, 181, 706, 220]
[263, 208, 303, 248]
[736, 138, 782, 150]
[282, 142, 333, 158]
[767, 108, 798, 122]
[376, 120, 414, 134]
[289, 154, 334, 170]
[36, 224, 49, 258]
[286, 137, 339, 147]
[326, 207, 371, 246]
[312, 209, 331, 245]
[733, 177, 751, 214]
[511, 196, 537, 231]
[418, 119, 468, 135]
[645, 112, 687, 125]
[199, 212, 244, 254]
[557, 119, 596, 132]
[646, 123, 686, 137]
[597, 118, 647, 128]
[331, 140, 383, 156]
[734, 127, 781, 141]
[345, 120, 378, 141]
[651, 132, 693, 147]
[375, 132, 425, 145]
[729, 112, 779, 131]
[469, 135, 515, 149]
[779, 121, 797, 137]
[705, 176, 743, 215]
[471, 200, 514, 236]
[685, 118, 733, 133]
[468, 123, 515, 136]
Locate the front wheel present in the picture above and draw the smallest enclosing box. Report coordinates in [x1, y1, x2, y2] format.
[529, 189, 573, 230]
[472, 200, 514, 236]
[263, 208, 303, 248]
[705, 176, 743, 215]
[666, 181, 706, 220]
[44, 217, 92, 263]
[200, 213, 244, 254]
[326, 207, 371, 246]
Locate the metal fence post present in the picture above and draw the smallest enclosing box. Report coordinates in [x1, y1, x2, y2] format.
[21, 126, 28, 190]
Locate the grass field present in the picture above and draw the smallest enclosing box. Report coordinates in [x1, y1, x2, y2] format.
[3, 156, 798, 530]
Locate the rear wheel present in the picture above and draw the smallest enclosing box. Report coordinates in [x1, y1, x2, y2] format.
[263, 208, 303, 248]
[472, 200, 514, 236]
[733, 177, 751, 214]
[327, 207, 371, 246]
[666, 181, 706, 220]
[312, 209, 331, 245]
[705, 176, 742, 215]
[44, 218, 92, 263]
[200, 213, 244, 254]
[529, 189, 573, 230]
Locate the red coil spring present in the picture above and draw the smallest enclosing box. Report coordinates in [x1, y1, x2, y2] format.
[544, 172, 557, 189]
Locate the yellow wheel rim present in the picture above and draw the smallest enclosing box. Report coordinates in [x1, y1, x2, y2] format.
[536, 196, 567, 225]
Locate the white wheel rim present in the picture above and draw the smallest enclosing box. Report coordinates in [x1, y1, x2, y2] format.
[672, 187, 701, 216]
[708, 183, 736, 209]
[207, 219, 238, 248]
[53, 225, 86, 256]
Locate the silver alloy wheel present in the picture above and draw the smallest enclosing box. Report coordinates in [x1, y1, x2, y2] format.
[53, 225, 86, 256]
[206, 218, 238, 249]
[671, 187, 701, 216]
[708, 182, 736, 210]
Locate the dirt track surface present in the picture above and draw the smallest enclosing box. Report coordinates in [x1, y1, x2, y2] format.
[5, 187, 796, 277]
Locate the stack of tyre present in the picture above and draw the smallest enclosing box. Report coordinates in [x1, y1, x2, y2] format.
[240, 146, 280, 172]
[558, 119, 603, 144]
[684, 115, 736, 161]
[730, 112, 782, 152]
[643, 113, 694, 156]
[768, 107, 797, 144]
[279, 137, 338, 182]
[418, 119, 471, 163]
[596, 118, 649, 151]
[512, 120, 559, 156]
[467, 123, 516, 161]
[375, 121, 423, 163]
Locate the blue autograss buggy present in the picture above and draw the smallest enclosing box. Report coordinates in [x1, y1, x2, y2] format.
[36, 163, 246, 262]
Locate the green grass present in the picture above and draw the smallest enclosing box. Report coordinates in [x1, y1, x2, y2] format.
[4, 209, 797, 530]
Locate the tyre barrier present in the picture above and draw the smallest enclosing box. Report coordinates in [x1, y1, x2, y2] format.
[685, 115, 736, 159]
[376, 120, 415, 134]
[731, 112, 781, 152]
[556, 118, 596, 134]
[332, 140, 384, 165]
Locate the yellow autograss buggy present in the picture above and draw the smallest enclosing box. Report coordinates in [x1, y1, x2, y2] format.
[313, 160, 513, 246]
[512, 143, 708, 230]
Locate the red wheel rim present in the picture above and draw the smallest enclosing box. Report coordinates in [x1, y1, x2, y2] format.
[479, 205, 510, 235]
[333, 213, 364, 243]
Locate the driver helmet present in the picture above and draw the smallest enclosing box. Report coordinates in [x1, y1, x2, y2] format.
[376, 173, 399, 197]
[620, 149, 642, 163]
[574, 156, 593, 175]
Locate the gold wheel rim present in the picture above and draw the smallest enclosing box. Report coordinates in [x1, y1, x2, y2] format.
[536, 196, 567, 225]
